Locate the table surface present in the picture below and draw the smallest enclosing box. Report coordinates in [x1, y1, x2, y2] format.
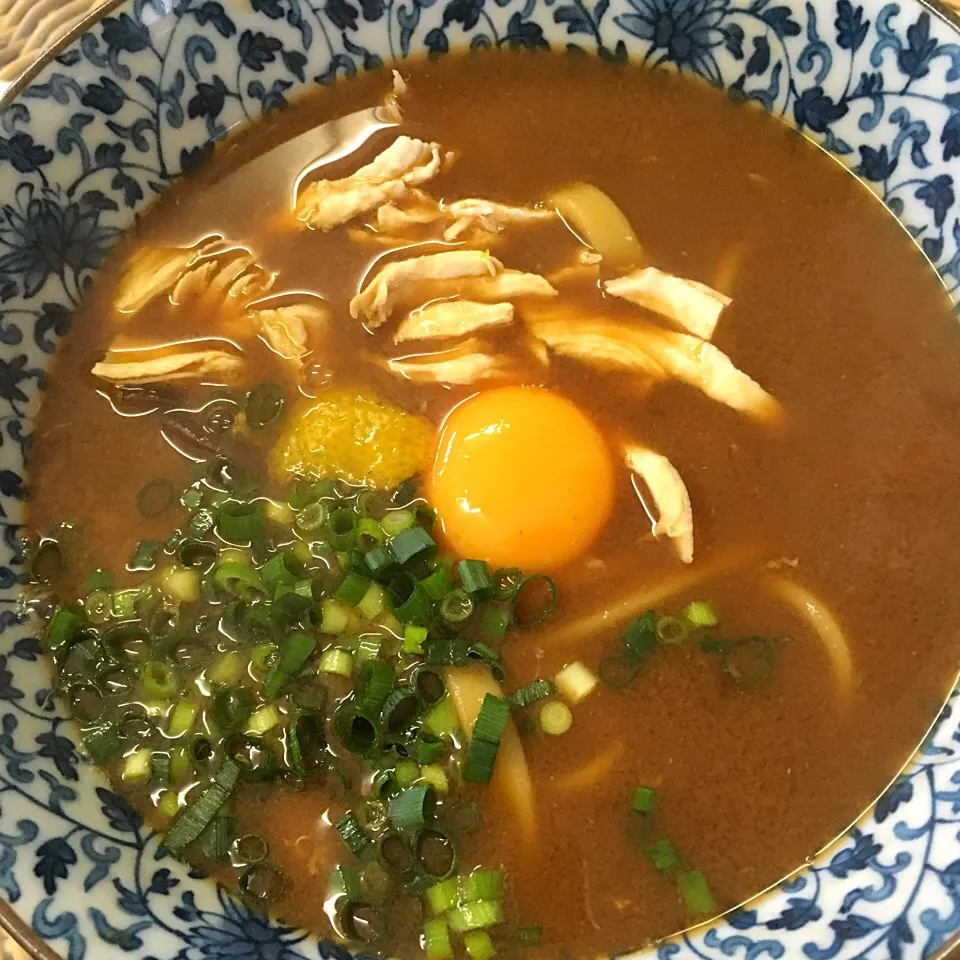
[1, 0, 960, 958]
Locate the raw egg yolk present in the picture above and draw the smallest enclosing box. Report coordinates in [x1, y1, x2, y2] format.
[429, 386, 615, 570]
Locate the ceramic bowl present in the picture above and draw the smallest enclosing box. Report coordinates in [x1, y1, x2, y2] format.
[0, 0, 958, 956]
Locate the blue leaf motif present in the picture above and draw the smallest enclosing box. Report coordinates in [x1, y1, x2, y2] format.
[746, 36, 770, 75]
[34, 303, 71, 354]
[31, 899, 83, 960]
[830, 913, 881, 939]
[113, 877, 149, 917]
[793, 85, 848, 131]
[80, 833, 120, 892]
[33, 838, 77, 895]
[828, 830, 882, 877]
[11, 636, 39, 661]
[238, 30, 284, 71]
[857, 143, 897, 180]
[728, 908, 758, 929]
[754, 2, 801, 37]
[35, 728, 79, 781]
[172, 890, 201, 923]
[835, 0, 868, 50]
[147, 867, 179, 895]
[887, 914, 915, 959]
[0, 134, 53, 173]
[281, 49, 308, 81]
[876, 776, 915, 821]
[425, 26, 450, 52]
[942, 112, 960, 161]
[506, 11, 550, 48]
[443, 0, 485, 28]
[100, 13, 151, 53]
[324, 0, 360, 30]
[767, 896, 822, 930]
[898, 12, 937, 80]
[89, 907, 151, 950]
[97, 787, 142, 834]
[187, 76, 228, 119]
[192, 1, 237, 37]
[80, 77, 125, 115]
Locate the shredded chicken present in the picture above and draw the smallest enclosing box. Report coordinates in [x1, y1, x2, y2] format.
[376, 190, 443, 233]
[548, 250, 603, 286]
[624, 443, 694, 563]
[378, 338, 513, 384]
[91, 350, 244, 384]
[604, 267, 731, 340]
[250, 301, 330, 361]
[296, 136, 444, 232]
[443, 198, 555, 241]
[350, 250, 500, 327]
[527, 308, 781, 423]
[456, 270, 558, 302]
[171, 254, 276, 312]
[528, 312, 667, 380]
[113, 238, 224, 317]
[394, 300, 514, 343]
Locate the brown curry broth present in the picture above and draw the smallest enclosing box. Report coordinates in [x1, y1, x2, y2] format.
[26, 51, 960, 954]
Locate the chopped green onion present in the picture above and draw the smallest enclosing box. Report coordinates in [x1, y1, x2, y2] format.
[250, 642, 278, 675]
[157, 789, 181, 819]
[378, 832, 413, 874]
[413, 665, 446, 706]
[423, 698, 459, 739]
[386, 574, 431, 624]
[364, 544, 398, 580]
[508, 679, 555, 709]
[354, 659, 395, 714]
[554, 661, 598, 704]
[421, 567, 454, 601]
[86, 568, 113, 593]
[463, 930, 496, 960]
[382, 509, 415, 537]
[684, 600, 719, 628]
[381, 687, 420, 735]
[81, 720, 121, 764]
[260, 553, 297, 591]
[163, 759, 240, 854]
[177, 539, 218, 572]
[721, 636, 776, 691]
[214, 561, 267, 596]
[597, 655, 640, 688]
[512, 574, 557, 628]
[439, 589, 474, 625]
[357, 582, 386, 620]
[356, 516, 386, 549]
[390, 526, 436, 566]
[656, 615, 688, 645]
[201, 816, 235, 860]
[539, 700, 573, 735]
[463, 738, 498, 784]
[120, 747, 153, 783]
[468, 642, 505, 682]
[328, 508, 358, 550]
[140, 660, 179, 699]
[83, 590, 112, 624]
[493, 567, 523, 600]
[264, 632, 317, 698]
[457, 559, 494, 598]
[677, 868, 716, 914]
[208, 651, 247, 686]
[423, 917, 453, 960]
[212, 687, 254, 731]
[426, 877, 459, 916]
[448, 900, 503, 933]
[337, 811, 372, 856]
[170, 744, 191, 783]
[217, 501, 265, 543]
[288, 711, 326, 775]
[624, 611, 657, 660]
[318, 647, 354, 678]
[168, 700, 199, 737]
[188, 507, 216, 539]
[480, 608, 510, 639]
[355, 634, 383, 663]
[329, 863, 363, 899]
[137, 478, 176, 518]
[152, 751, 171, 786]
[128, 539, 161, 572]
[471, 694, 509, 745]
[462, 870, 504, 902]
[645, 837, 680, 872]
[47, 604, 84, 650]
[633, 785, 657, 814]
[516, 926, 542, 946]
[334, 703, 379, 754]
[388, 785, 436, 831]
[395, 759, 421, 788]
[296, 501, 328, 534]
[245, 381, 285, 429]
[404, 624, 428, 655]
[424, 636, 470, 666]
[246, 703, 282, 735]
[335, 572, 372, 607]
[320, 599, 351, 635]
[417, 735, 444, 766]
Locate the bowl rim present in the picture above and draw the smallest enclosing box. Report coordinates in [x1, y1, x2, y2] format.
[2, 0, 960, 956]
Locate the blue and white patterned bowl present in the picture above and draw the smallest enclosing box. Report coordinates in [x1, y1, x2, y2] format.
[0, 0, 959, 957]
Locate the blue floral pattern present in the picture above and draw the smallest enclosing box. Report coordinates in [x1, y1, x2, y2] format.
[0, 0, 957, 956]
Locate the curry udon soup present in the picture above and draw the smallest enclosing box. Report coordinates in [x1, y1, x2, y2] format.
[23, 51, 960, 959]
